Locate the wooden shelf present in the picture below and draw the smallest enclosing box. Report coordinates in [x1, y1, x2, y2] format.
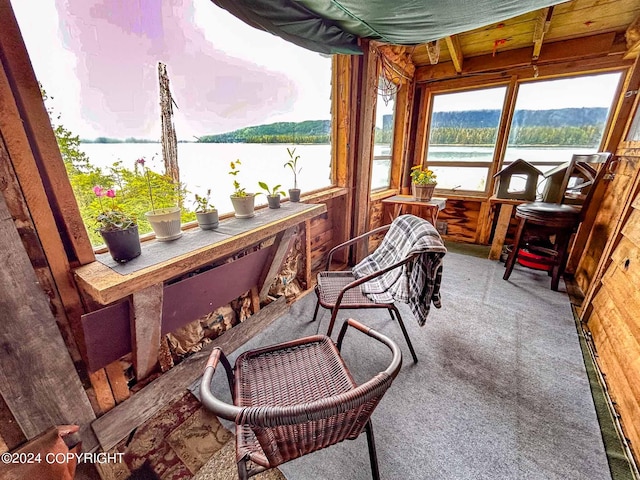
[74, 203, 326, 306]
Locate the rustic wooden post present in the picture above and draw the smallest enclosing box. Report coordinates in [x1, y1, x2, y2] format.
[158, 62, 180, 187]
[131, 284, 164, 380]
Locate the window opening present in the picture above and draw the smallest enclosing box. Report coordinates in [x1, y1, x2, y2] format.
[426, 86, 508, 193]
[13, 0, 333, 246]
[372, 77, 395, 191]
[504, 72, 621, 175]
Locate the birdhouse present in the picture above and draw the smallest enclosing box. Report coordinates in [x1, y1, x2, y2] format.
[493, 159, 542, 201]
[542, 160, 597, 204]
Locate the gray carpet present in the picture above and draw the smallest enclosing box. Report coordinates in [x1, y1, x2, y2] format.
[196, 251, 611, 480]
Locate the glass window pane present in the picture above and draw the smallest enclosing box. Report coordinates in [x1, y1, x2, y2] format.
[372, 81, 395, 190]
[430, 166, 489, 192]
[426, 86, 507, 193]
[504, 72, 621, 174]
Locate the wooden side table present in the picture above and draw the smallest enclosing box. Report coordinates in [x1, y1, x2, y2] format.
[382, 195, 446, 225]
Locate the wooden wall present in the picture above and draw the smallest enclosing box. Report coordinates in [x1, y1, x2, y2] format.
[585, 183, 640, 461]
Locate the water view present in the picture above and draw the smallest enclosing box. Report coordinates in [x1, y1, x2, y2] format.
[79, 142, 592, 212]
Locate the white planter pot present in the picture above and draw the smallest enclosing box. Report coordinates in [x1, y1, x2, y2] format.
[230, 194, 256, 218]
[145, 207, 183, 241]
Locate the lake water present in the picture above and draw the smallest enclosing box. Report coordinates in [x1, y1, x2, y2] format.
[79, 142, 591, 212]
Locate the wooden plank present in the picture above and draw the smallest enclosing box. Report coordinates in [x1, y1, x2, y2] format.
[304, 219, 312, 289]
[489, 204, 514, 260]
[352, 40, 377, 260]
[258, 227, 295, 301]
[0, 0, 94, 264]
[92, 296, 289, 451]
[0, 189, 97, 448]
[416, 33, 625, 83]
[0, 395, 25, 452]
[532, 7, 554, 61]
[445, 35, 463, 73]
[104, 361, 131, 405]
[579, 151, 640, 315]
[74, 203, 326, 305]
[131, 284, 163, 380]
[588, 310, 640, 453]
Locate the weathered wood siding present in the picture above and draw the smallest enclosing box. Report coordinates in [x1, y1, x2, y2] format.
[587, 190, 640, 460]
[575, 153, 640, 294]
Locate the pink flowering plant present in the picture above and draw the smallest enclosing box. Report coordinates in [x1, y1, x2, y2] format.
[93, 185, 137, 231]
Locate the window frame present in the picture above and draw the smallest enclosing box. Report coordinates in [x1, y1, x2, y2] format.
[420, 69, 627, 199]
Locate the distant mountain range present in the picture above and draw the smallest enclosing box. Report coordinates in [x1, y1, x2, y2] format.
[432, 107, 608, 128]
[81, 108, 609, 145]
[198, 120, 331, 144]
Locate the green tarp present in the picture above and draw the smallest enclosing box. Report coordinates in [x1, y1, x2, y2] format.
[211, 0, 564, 54]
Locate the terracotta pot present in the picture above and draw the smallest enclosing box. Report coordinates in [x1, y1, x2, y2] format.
[230, 194, 256, 218]
[267, 195, 281, 209]
[145, 207, 183, 241]
[412, 183, 437, 201]
[288, 188, 301, 203]
[196, 210, 219, 230]
[100, 225, 141, 263]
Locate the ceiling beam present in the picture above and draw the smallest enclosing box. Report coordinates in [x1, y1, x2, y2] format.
[445, 35, 464, 73]
[416, 32, 625, 83]
[532, 6, 554, 61]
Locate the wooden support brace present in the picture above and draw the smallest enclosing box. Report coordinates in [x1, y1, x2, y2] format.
[257, 227, 296, 302]
[131, 284, 163, 380]
[489, 204, 514, 260]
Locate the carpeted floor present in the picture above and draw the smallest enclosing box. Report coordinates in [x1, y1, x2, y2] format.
[195, 249, 614, 480]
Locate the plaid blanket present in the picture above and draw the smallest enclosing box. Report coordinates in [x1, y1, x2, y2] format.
[352, 214, 447, 326]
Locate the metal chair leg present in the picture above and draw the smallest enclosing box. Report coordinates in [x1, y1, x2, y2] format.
[326, 307, 340, 337]
[390, 306, 418, 363]
[365, 420, 381, 480]
[312, 293, 321, 322]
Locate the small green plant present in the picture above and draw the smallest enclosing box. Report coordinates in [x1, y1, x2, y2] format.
[194, 189, 216, 212]
[229, 160, 248, 197]
[284, 147, 302, 189]
[258, 181, 285, 197]
[410, 165, 437, 185]
[93, 185, 137, 231]
[136, 156, 181, 212]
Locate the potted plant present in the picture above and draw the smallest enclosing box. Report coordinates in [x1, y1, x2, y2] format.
[137, 157, 183, 241]
[258, 181, 286, 209]
[194, 189, 219, 230]
[93, 185, 141, 263]
[410, 165, 438, 201]
[229, 160, 256, 218]
[284, 147, 302, 202]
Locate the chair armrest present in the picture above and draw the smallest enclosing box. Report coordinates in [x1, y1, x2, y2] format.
[336, 319, 402, 380]
[325, 224, 391, 269]
[200, 347, 242, 422]
[332, 252, 419, 311]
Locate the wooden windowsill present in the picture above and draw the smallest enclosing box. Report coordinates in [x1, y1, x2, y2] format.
[75, 202, 326, 306]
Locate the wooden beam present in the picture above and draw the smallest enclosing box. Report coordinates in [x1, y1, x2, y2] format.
[445, 35, 464, 73]
[92, 296, 288, 451]
[257, 226, 296, 301]
[0, 0, 94, 264]
[352, 40, 378, 261]
[131, 284, 163, 380]
[532, 7, 554, 61]
[416, 32, 623, 83]
[489, 204, 514, 260]
[0, 188, 97, 449]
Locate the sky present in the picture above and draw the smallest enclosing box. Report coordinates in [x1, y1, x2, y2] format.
[10, 0, 332, 141]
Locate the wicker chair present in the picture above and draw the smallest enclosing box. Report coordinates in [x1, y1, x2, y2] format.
[200, 318, 402, 480]
[312, 218, 446, 364]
